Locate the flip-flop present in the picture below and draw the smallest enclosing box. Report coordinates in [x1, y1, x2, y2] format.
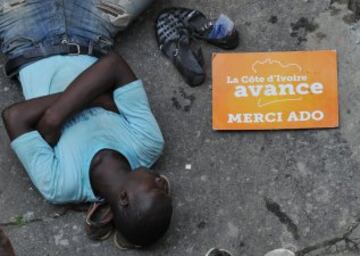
[165, 7, 239, 50]
[85, 202, 114, 241]
[205, 248, 233, 256]
[264, 249, 295, 256]
[113, 230, 142, 250]
[160, 174, 171, 195]
[155, 11, 206, 87]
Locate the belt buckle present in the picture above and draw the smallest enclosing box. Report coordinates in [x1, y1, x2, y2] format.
[67, 42, 81, 56]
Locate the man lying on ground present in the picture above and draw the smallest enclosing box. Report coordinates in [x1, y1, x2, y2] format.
[1, 0, 172, 249]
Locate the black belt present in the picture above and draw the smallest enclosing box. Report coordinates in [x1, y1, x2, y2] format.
[5, 43, 106, 77]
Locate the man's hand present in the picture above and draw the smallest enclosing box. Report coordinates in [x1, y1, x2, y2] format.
[2, 93, 62, 141]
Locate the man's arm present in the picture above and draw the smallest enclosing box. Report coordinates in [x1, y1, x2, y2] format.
[41, 51, 136, 127]
[35, 52, 136, 145]
[2, 92, 118, 143]
[2, 93, 62, 141]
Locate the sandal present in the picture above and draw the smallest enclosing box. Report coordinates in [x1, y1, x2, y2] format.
[155, 11, 206, 87]
[205, 248, 233, 256]
[165, 7, 239, 50]
[264, 249, 295, 256]
[113, 230, 142, 250]
[160, 174, 171, 195]
[85, 202, 114, 241]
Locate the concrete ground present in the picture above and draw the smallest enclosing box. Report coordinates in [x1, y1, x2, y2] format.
[1, 0, 360, 255]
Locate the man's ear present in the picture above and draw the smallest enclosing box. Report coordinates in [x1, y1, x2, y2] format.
[119, 191, 129, 206]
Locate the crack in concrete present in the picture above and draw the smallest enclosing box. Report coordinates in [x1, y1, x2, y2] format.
[295, 218, 360, 255]
[0, 218, 43, 227]
[0, 207, 73, 228]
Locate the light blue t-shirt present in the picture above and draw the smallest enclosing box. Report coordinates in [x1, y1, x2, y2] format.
[11, 55, 164, 204]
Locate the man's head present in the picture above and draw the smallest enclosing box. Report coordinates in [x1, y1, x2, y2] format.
[110, 169, 173, 247]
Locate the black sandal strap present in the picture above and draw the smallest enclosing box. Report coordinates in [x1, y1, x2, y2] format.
[156, 13, 189, 51]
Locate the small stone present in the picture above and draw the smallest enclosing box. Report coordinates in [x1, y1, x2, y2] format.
[183, 99, 192, 106]
[59, 239, 69, 246]
[3, 87, 9, 92]
[185, 164, 192, 170]
[271, 168, 279, 174]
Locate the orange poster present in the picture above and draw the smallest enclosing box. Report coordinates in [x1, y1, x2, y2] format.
[212, 50, 339, 130]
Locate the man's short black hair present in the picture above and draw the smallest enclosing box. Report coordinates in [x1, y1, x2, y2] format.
[112, 192, 173, 247]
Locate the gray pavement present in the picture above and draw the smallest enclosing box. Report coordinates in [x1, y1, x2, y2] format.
[1, 0, 360, 255]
